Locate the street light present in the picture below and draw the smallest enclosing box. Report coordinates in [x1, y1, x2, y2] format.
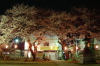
[5, 45, 8, 49]
[76, 46, 78, 50]
[95, 45, 99, 49]
[64, 46, 67, 50]
[15, 39, 19, 43]
[14, 44, 18, 49]
[14, 37, 22, 44]
[95, 44, 99, 50]
[5, 45, 8, 52]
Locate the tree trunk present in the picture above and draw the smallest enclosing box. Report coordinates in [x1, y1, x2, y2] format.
[29, 47, 36, 61]
[62, 45, 69, 60]
[26, 40, 37, 61]
[65, 51, 69, 60]
[58, 38, 69, 60]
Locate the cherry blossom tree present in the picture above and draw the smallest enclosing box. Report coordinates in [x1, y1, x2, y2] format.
[0, 4, 55, 61]
[0, 4, 99, 62]
[0, 4, 38, 61]
[47, 7, 100, 61]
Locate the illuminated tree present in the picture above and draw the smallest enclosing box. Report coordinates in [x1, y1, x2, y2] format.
[0, 4, 38, 60]
[0, 4, 99, 62]
[47, 7, 100, 61]
[0, 4, 54, 61]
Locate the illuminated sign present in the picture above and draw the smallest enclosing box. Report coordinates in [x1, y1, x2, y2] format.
[38, 46, 58, 51]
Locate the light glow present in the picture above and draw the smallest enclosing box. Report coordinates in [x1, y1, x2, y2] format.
[95, 45, 99, 49]
[15, 39, 19, 43]
[5, 45, 8, 48]
[64, 47, 67, 50]
[14, 45, 17, 49]
[76, 46, 78, 50]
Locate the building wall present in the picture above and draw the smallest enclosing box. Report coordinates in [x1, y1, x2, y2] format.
[24, 35, 62, 60]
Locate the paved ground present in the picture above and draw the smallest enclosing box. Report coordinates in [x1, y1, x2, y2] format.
[0, 60, 100, 66]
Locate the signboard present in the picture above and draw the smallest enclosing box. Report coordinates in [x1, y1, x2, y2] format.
[38, 46, 58, 51]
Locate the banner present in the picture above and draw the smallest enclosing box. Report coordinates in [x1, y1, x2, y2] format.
[39, 46, 58, 51]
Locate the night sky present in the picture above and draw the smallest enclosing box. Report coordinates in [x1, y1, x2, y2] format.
[0, 0, 100, 14]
